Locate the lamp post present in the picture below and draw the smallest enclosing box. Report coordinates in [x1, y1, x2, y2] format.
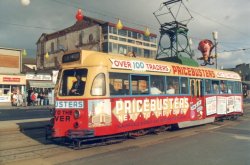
[212, 31, 218, 69]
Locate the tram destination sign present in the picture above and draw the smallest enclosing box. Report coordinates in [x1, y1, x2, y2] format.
[62, 52, 80, 63]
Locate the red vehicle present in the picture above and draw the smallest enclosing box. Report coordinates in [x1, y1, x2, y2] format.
[47, 50, 243, 147]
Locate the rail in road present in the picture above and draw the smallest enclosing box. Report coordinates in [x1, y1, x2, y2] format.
[0, 104, 250, 164]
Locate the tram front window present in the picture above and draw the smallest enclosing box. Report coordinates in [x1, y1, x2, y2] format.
[59, 69, 88, 96]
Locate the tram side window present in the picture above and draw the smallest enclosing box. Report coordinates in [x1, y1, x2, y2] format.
[59, 69, 88, 96]
[220, 80, 228, 94]
[91, 73, 106, 96]
[109, 73, 130, 95]
[166, 76, 179, 94]
[150, 76, 165, 95]
[234, 82, 242, 93]
[227, 81, 234, 94]
[205, 79, 212, 94]
[180, 77, 188, 94]
[211, 80, 219, 94]
[131, 75, 149, 95]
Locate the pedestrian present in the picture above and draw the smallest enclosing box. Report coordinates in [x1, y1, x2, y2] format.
[30, 91, 36, 106]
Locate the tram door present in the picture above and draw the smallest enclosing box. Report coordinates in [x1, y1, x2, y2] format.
[190, 79, 204, 120]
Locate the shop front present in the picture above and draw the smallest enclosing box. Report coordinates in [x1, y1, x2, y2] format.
[0, 74, 26, 106]
[26, 73, 55, 105]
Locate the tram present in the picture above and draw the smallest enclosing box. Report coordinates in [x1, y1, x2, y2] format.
[48, 50, 243, 147]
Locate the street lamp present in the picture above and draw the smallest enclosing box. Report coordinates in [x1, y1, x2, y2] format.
[212, 31, 218, 69]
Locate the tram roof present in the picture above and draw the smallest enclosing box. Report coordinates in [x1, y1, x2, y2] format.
[61, 50, 241, 81]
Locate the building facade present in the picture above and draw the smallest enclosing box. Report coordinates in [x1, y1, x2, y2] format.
[36, 17, 157, 70]
[0, 47, 26, 106]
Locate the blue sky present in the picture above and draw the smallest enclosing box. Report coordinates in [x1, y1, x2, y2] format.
[0, 0, 250, 68]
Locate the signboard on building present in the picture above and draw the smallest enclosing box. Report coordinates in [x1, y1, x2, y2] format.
[0, 75, 26, 85]
[26, 74, 52, 81]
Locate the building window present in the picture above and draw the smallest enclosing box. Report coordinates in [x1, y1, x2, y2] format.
[128, 31, 132, 38]
[118, 29, 127, 37]
[132, 32, 137, 39]
[136, 41, 142, 45]
[143, 35, 150, 41]
[144, 49, 150, 58]
[112, 27, 117, 34]
[128, 39, 135, 44]
[150, 50, 156, 58]
[132, 47, 137, 55]
[150, 37, 156, 43]
[128, 46, 132, 53]
[109, 43, 112, 53]
[138, 33, 143, 40]
[0, 85, 10, 95]
[143, 42, 150, 46]
[151, 44, 157, 48]
[103, 26, 108, 34]
[118, 44, 127, 55]
[110, 35, 118, 40]
[119, 37, 126, 42]
[51, 42, 54, 53]
[113, 43, 118, 54]
[104, 35, 108, 40]
[103, 42, 108, 53]
[138, 48, 142, 56]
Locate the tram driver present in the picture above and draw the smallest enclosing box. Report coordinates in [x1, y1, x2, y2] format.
[69, 75, 85, 95]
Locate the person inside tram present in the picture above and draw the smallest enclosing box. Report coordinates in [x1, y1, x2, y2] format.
[150, 81, 162, 95]
[212, 82, 219, 94]
[166, 83, 175, 94]
[69, 74, 85, 95]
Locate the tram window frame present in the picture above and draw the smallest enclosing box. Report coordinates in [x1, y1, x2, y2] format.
[166, 76, 179, 95]
[234, 81, 242, 94]
[109, 73, 130, 96]
[131, 75, 149, 95]
[91, 73, 106, 96]
[205, 79, 212, 95]
[59, 69, 88, 96]
[150, 75, 165, 95]
[227, 81, 234, 94]
[211, 80, 220, 94]
[219, 80, 228, 94]
[180, 77, 189, 95]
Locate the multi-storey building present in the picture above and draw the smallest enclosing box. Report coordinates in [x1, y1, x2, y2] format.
[36, 16, 157, 70]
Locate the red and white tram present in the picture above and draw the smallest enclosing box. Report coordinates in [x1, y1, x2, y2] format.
[48, 50, 243, 146]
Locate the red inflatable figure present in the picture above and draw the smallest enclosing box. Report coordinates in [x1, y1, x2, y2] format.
[197, 39, 215, 66]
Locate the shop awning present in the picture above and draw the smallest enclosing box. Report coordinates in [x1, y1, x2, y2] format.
[29, 80, 55, 88]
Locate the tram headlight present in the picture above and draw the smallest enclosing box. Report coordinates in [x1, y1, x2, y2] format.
[50, 108, 55, 116]
[74, 110, 81, 119]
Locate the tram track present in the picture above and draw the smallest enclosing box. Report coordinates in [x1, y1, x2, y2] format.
[0, 126, 70, 164]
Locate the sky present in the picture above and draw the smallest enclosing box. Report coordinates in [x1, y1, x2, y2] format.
[0, 0, 250, 68]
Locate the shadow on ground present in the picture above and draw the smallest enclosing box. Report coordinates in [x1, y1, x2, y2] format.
[17, 120, 50, 144]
